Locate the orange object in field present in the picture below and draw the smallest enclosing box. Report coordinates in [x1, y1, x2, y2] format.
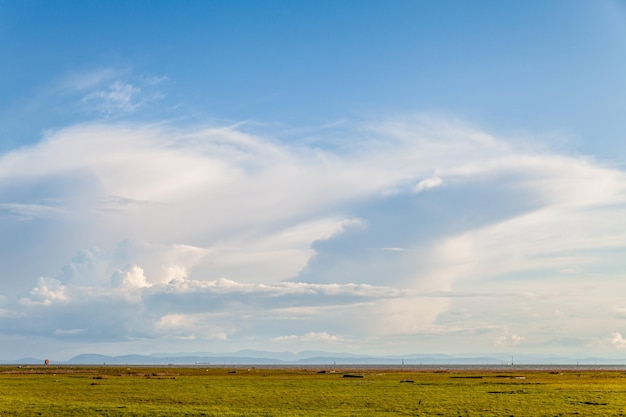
[44, 359, 49, 365]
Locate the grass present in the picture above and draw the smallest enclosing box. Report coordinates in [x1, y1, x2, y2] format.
[1, 366, 626, 416]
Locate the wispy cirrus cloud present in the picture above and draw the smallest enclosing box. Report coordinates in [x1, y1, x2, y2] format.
[82, 81, 142, 115]
[52, 68, 168, 117]
[0, 201, 67, 220]
[57, 68, 122, 91]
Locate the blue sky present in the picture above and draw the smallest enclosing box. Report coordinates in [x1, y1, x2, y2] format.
[1, 0, 626, 360]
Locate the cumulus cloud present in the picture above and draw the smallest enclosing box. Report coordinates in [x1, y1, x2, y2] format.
[609, 332, 626, 349]
[21, 277, 68, 306]
[3, 272, 434, 350]
[2, 115, 626, 356]
[110, 265, 149, 289]
[56, 240, 208, 288]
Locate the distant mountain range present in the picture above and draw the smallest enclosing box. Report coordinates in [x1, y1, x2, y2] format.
[1, 350, 625, 366]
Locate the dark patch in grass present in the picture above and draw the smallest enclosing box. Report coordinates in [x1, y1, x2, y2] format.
[582, 401, 607, 406]
[488, 390, 527, 394]
[343, 374, 364, 378]
[400, 380, 414, 383]
[450, 376, 483, 379]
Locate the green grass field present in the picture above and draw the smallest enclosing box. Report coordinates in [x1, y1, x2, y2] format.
[1, 366, 626, 416]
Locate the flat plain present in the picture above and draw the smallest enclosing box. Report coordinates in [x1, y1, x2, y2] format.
[1, 365, 626, 416]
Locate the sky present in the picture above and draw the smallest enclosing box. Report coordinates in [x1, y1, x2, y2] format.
[1, 0, 626, 361]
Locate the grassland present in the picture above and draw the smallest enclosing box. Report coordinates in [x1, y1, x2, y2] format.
[1, 366, 626, 416]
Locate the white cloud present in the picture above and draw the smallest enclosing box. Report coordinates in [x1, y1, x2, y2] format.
[0, 202, 67, 220]
[0, 309, 17, 318]
[359, 296, 450, 335]
[154, 313, 228, 340]
[193, 217, 365, 283]
[50, 68, 169, 116]
[559, 267, 582, 275]
[58, 68, 120, 92]
[3, 115, 626, 356]
[82, 81, 141, 115]
[69, 240, 209, 286]
[609, 332, 626, 349]
[272, 331, 342, 342]
[53, 328, 86, 336]
[140, 74, 168, 86]
[615, 307, 626, 319]
[111, 265, 149, 289]
[21, 277, 68, 306]
[413, 176, 443, 193]
[5, 273, 424, 347]
[494, 332, 525, 347]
